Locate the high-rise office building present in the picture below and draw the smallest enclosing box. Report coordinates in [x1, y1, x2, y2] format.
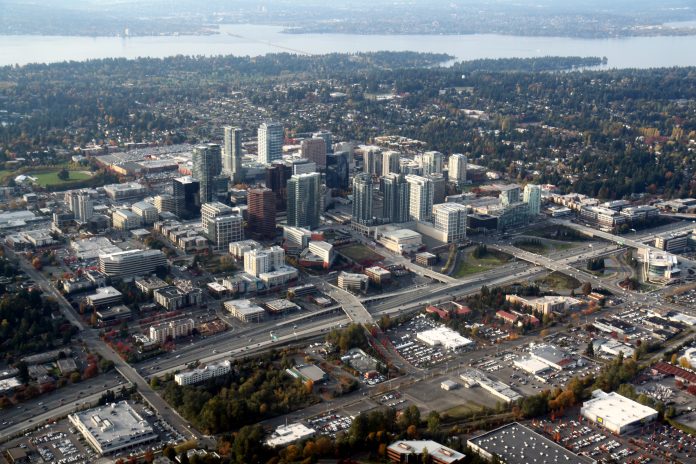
[300, 138, 327, 168]
[192, 143, 224, 204]
[326, 151, 349, 190]
[421, 151, 443, 176]
[500, 185, 521, 207]
[406, 174, 434, 222]
[448, 153, 467, 185]
[433, 203, 468, 243]
[523, 184, 542, 216]
[265, 162, 292, 211]
[334, 141, 355, 168]
[223, 126, 244, 183]
[287, 173, 321, 229]
[258, 122, 284, 165]
[201, 202, 243, 251]
[312, 130, 333, 154]
[247, 187, 276, 239]
[382, 150, 401, 177]
[426, 173, 446, 204]
[292, 159, 317, 175]
[352, 173, 373, 225]
[382, 173, 410, 223]
[172, 176, 201, 219]
[362, 147, 382, 176]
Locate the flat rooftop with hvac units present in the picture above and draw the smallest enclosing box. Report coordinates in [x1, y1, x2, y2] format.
[580, 389, 658, 435]
[68, 401, 157, 455]
[468, 422, 596, 464]
[387, 440, 465, 464]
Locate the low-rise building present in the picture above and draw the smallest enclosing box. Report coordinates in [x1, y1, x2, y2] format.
[153, 286, 201, 311]
[95, 305, 132, 324]
[135, 276, 169, 295]
[581, 389, 658, 435]
[264, 299, 300, 314]
[68, 401, 157, 455]
[468, 422, 595, 464]
[337, 271, 369, 293]
[112, 209, 142, 231]
[131, 201, 158, 225]
[377, 228, 422, 254]
[364, 266, 392, 285]
[224, 299, 266, 323]
[416, 326, 473, 351]
[265, 423, 316, 448]
[459, 369, 521, 404]
[98, 249, 167, 278]
[387, 440, 465, 464]
[174, 360, 232, 386]
[148, 318, 195, 343]
[86, 286, 123, 308]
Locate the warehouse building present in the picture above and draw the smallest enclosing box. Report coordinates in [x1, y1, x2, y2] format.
[459, 369, 521, 404]
[69, 401, 157, 455]
[580, 390, 658, 435]
[468, 422, 595, 464]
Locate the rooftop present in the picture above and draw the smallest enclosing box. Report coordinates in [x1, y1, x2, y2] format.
[69, 401, 156, 453]
[265, 423, 316, 448]
[582, 390, 658, 428]
[468, 422, 595, 464]
[387, 440, 465, 463]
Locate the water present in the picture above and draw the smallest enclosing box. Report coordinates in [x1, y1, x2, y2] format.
[1, 24, 696, 68]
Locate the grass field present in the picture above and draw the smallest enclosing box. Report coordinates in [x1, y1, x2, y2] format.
[442, 403, 485, 420]
[337, 244, 384, 264]
[28, 170, 92, 187]
[536, 271, 581, 290]
[452, 248, 511, 278]
[513, 239, 548, 254]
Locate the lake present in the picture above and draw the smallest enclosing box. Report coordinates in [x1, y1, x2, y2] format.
[1, 24, 696, 68]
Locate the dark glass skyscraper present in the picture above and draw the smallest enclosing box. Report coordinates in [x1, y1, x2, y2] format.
[192, 143, 224, 204]
[325, 151, 349, 190]
[172, 176, 201, 219]
[287, 173, 321, 229]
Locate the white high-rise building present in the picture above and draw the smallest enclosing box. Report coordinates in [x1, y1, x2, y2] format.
[421, 151, 443, 176]
[433, 203, 468, 243]
[243, 246, 285, 277]
[258, 122, 284, 165]
[523, 184, 542, 216]
[448, 153, 467, 185]
[352, 173, 373, 224]
[406, 174, 434, 222]
[382, 150, 401, 177]
[66, 190, 94, 223]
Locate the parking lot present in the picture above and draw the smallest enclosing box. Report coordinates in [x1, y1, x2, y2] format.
[306, 412, 353, 438]
[387, 316, 461, 369]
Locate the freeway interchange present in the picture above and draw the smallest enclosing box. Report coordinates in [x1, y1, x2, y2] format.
[5, 217, 696, 444]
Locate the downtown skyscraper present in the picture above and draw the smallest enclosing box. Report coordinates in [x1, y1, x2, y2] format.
[352, 173, 373, 224]
[223, 126, 244, 184]
[287, 172, 321, 229]
[382, 173, 410, 224]
[192, 143, 225, 204]
[258, 122, 284, 165]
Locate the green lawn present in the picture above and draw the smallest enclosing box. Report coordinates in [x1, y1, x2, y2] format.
[452, 249, 511, 278]
[536, 271, 581, 290]
[337, 244, 384, 264]
[513, 239, 548, 254]
[442, 403, 485, 420]
[28, 170, 91, 187]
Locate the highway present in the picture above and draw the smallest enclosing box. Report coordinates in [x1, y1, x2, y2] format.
[5, 246, 201, 442]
